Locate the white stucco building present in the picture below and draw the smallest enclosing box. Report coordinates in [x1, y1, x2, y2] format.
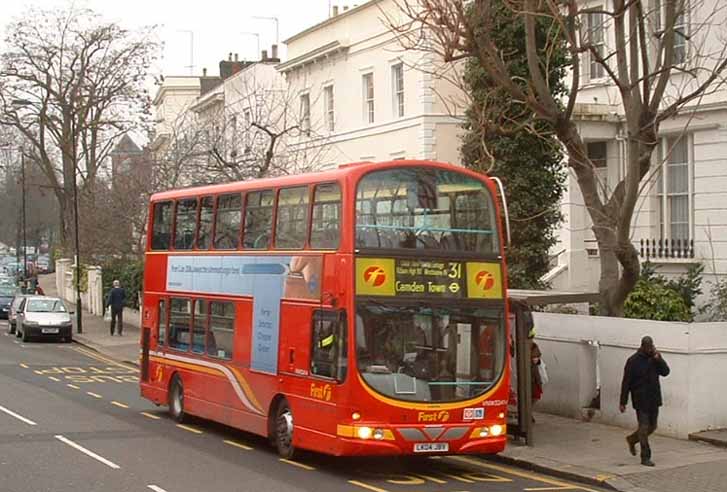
[547, 0, 727, 298]
[278, 0, 466, 169]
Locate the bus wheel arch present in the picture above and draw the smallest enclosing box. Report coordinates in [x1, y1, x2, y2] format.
[168, 373, 186, 423]
[269, 395, 296, 459]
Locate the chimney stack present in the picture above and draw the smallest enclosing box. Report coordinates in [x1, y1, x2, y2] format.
[271, 44, 278, 60]
[202, 67, 207, 76]
[228, 52, 233, 61]
[332, 5, 339, 16]
[261, 49, 268, 61]
[234, 53, 239, 62]
[343, 5, 349, 11]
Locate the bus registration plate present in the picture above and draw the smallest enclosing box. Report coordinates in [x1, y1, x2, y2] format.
[414, 442, 448, 453]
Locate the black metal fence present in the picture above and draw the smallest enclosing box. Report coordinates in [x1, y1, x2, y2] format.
[639, 238, 694, 259]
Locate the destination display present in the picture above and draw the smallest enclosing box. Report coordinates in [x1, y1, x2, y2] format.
[355, 257, 503, 299]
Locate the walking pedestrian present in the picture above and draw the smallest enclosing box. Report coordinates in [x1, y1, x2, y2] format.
[620, 335, 670, 467]
[106, 279, 126, 336]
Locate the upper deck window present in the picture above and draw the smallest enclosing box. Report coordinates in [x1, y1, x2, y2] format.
[310, 183, 341, 249]
[151, 201, 173, 250]
[174, 198, 198, 250]
[355, 168, 499, 254]
[214, 193, 242, 250]
[275, 187, 309, 249]
[243, 190, 274, 249]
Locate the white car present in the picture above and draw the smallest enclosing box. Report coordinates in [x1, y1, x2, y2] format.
[17, 296, 73, 343]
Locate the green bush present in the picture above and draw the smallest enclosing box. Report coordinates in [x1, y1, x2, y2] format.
[624, 279, 691, 322]
[705, 279, 727, 322]
[101, 258, 144, 309]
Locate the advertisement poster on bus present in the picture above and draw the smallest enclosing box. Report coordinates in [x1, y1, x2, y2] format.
[166, 255, 322, 375]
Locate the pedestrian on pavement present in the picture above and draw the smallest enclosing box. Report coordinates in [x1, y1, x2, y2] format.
[106, 279, 126, 336]
[529, 327, 544, 419]
[620, 335, 670, 467]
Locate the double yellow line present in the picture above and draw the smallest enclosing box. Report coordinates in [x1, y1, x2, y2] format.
[74, 346, 139, 373]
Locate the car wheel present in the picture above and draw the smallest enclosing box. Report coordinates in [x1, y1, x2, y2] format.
[168, 375, 186, 423]
[274, 400, 296, 459]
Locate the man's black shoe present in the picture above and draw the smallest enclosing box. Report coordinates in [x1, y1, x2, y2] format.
[641, 459, 655, 467]
[626, 437, 637, 456]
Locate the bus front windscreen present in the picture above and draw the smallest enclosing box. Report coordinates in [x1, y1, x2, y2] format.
[355, 167, 499, 254]
[356, 302, 506, 403]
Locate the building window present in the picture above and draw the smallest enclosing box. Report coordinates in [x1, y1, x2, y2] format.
[324, 85, 335, 132]
[362, 72, 374, 124]
[587, 142, 608, 202]
[300, 93, 311, 136]
[391, 63, 404, 118]
[657, 135, 691, 242]
[584, 8, 606, 80]
[207, 301, 234, 360]
[243, 109, 252, 151]
[654, 0, 688, 64]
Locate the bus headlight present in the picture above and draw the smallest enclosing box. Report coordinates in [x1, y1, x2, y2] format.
[478, 428, 489, 438]
[372, 428, 385, 440]
[490, 424, 504, 437]
[357, 426, 372, 439]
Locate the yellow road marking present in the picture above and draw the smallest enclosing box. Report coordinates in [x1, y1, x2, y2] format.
[279, 458, 315, 471]
[67, 384, 80, 389]
[524, 487, 580, 491]
[86, 392, 102, 399]
[34, 370, 43, 374]
[224, 439, 253, 451]
[348, 480, 389, 492]
[176, 424, 203, 434]
[442, 473, 475, 483]
[449, 456, 601, 492]
[49, 376, 60, 382]
[414, 473, 446, 484]
[111, 401, 129, 408]
[20, 363, 29, 368]
[141, 412, 161, 420]
[74, 346, 139, 373]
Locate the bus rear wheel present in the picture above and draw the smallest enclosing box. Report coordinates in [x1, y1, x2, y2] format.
[274, 400, 295, 459]
[168, 375, 186, 423]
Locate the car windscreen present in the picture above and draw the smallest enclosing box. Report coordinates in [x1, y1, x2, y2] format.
[25, 299, 67, 313]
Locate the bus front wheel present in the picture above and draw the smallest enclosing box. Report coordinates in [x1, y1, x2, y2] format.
[168, 375, 186, 423]
[274, 400, 295, 459]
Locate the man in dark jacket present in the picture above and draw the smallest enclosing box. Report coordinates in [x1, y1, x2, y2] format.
[620, 336, 670, 466]
[106, 280, 126, 336]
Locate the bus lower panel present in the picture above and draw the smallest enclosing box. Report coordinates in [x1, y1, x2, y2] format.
[334, 436, 506, 457]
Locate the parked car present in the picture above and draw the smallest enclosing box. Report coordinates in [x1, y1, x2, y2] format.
[0, 285, 18, 319]
[16, 296, 73, 343]
[8, 294, 28, 334]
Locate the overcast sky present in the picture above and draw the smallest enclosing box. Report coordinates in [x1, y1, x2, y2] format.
[2, 0, 345, 77]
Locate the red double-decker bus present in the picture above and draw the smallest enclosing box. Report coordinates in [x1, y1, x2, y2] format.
[140, 160, 510, 457]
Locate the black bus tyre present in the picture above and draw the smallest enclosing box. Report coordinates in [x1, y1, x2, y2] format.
[274, 400, 296, 459]
[168, 375, 186, 423]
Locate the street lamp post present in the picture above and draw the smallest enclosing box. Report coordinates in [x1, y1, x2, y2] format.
[20, 150, 27, 281]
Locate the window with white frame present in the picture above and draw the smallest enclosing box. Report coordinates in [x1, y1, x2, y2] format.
[300, 93, 311, 136]
[362, 72, 375, 124]
[584, 8, 606, 80]
[230, 115, 238, 157]
[654, 0, 688, 65]
[587, 142, 609, 202]
[324, 85, 335, 132]
[391, 63, 404, 118]
[243, 109, 251, 151]
[656, 135, 691, 242]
